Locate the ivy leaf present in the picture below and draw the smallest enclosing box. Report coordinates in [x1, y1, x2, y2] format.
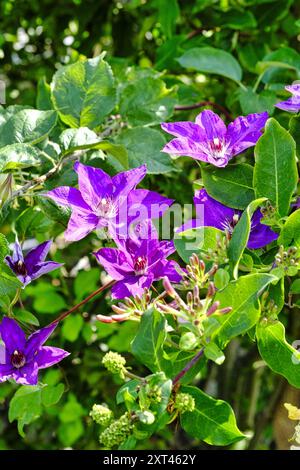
[51, 55, 117, 129]
[213, 273, 276, 348]
[253, 118, 297, 217]
[202, 163, 255, 210]
[256, 320, 300, 387]
[180, 386, 245, 446]
[228, 198, 267, 279]
[177, 47, 242, 82]
[131, 308, 167, 373]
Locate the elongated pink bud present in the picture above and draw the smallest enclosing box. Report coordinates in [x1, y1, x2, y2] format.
[218, 306, 232, 315]
[206, 301, 220, 316]
[163, 276, 176, 297]
[111, 313, 130, 322]
[96, 314, 113, 323]
[111, 304, 127, 315]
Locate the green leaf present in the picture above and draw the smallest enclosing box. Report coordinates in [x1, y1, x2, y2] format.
[174, 226, 225, 264]
[116, 127, 175, 174]
[119, 77, 177, 127]
[253, 118, 297, 217]
[131, 308, 167, 373]
[239, 88, 277, 115]
[213, 273, 277, 347]
[0, 271, 22, 295]
[41, 383, 64, 407]
[278, 209, 300, 248]
[61, 314, 83, 342]
[51, 55, 117, 129]
[8, 385, 42, 437]
[15, 309, 40, 327]
[0, 233, 9, 263]
[177, 47, 242, 82]
[0, 109, 57, 147]
[256, 320, 300, 388]
[16, 207, 52, 238]
[37, 77, 52, 110]
[0, 143, 45, 172]
[158, 0, 180, 38]
[180, 386, 245, 446]
[202, 163, 255, 210]
[228, 198, 267, 279]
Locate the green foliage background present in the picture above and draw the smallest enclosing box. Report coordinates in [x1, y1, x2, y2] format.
[0, 0, 300, 450]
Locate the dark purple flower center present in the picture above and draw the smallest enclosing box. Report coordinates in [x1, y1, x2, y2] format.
[14, 260, 27, 276]
[11, 350, 26, 369]
[208, 138, 227, 161]
[134, 256, 148, 275]
[221, 214, 240, 235]
[96, 196, 118, 218]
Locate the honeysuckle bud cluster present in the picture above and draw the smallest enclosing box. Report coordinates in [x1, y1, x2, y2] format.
[102, 351, 126, 379]
[260, 201, 280, 227]
[99, 412, 134, 448]
[90, 404, 113, 427]
[97, 289, 152, 323]
[260, 291, 279, 320]
[182, 254, 218, 289]
[174, 392, 195, 414]
[274, 245, 300, 276]
[204, 234, 229, 265]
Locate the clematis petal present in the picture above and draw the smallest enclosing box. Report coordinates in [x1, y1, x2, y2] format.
[226, 111, 268, 157]
[194, 189, 237, 231]
[248, 210, 278, 249]
[111, 274, 154, 299]
[36, 346, 69, 369]
[46, 186, 91, 213]
[0, 364, 13, 382]
[26, 322, 58, 358]
[161, 121, 205, 141]
[162, 137, 210, 162]
[195, 110, 227, 140]
[0, 317, 26, 354]
[275, 97, 300, 113]
[112, 165, 147, 198]
[12, 362, 39, 386]
[64, 209, 99, 241]
[151, 259, 182, 282]
[127, 189, 173, 222]
[94, 248, 133, 280]
[74, 162, 113, 210]
[29, 261, 63, 281]
[286, 84, 300, 96]
[24, 240, 52, 268]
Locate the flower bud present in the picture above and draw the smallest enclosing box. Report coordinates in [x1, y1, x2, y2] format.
[174, 392, 195, 413]
[99, 412, 133, 448]
[179, 332, 198, 351]
[206, 301, 220, 316]
[102, 351, 126, 378]
[163, 276, 177, 297]
[90, 404, 113, 426]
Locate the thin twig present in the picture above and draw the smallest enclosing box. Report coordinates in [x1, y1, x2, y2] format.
[50, 280, 115, 325]
[172, 348, 204, 385]
[174, 101, 233, 121]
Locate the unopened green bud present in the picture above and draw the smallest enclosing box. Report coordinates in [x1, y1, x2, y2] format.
[148, 385, 162, 404]
[136, 410, 155, 425]
[175, 392, 195, 413]
[90, 404, 113, 426]
[179, 332, 198, 351]
[102, 351, 126, 378]
[99, 412, 133, 448]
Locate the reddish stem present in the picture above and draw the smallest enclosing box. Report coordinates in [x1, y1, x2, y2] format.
[50, 280, 115, 325]
[172, 348, 204, 385]
[174, 100, 233, 121]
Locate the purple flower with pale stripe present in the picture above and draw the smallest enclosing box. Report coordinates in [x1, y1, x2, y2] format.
[177, 189, 278, 250]
[161, 110, 268, 167]
[46, 162, 173, 241]
[275, 84, 300, 113]
[5, 239, 62, 287]
[94, 220, 182, 299]
[0, 317, 69, 385]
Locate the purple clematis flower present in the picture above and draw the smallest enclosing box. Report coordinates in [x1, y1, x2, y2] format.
[5, 239, 62, 287]
[177, 189, 278, 250]
[46, 162, 173, 241]
[0, 317, 69, 385]
[94, 220, 182, 299]
[275, 84, 300, 113]
[161, 109, 268, 167]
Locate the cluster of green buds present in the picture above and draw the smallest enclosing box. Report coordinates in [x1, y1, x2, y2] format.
[90, 404, 113, 427]
[97, 289, 152, 323]
[102, 351, 127, 379]
[157, 276, 232, 337]
[274, 245, 300, 276]
[0, 173, 13, 207]
[260, 201, 281, 227]
[260, 291, 279, 321]
[99, 412, 134, 449]
[174, 392, 195, 414]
